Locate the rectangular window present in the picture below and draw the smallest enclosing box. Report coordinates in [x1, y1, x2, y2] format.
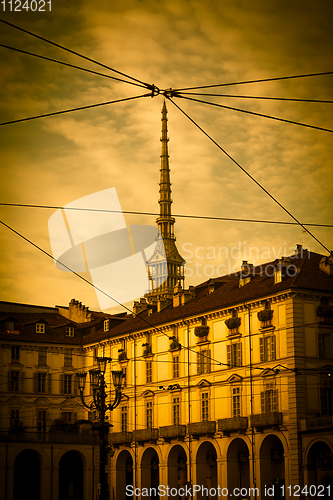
[173, 356, 180, 378]
[201, 392, 209, 421]
[320, 377, 333, 416]
[37, 372, 46, 393]
[320, 387, 333, 416]
[38, 349, 47, 366]
[62, 411, 73, 423]
[36, 323, 45, 333]
[66, 327, 74, 337]
[227, 343, 242, 367]
[9, 371, 19, 391]
[261, 383, 278, 413]
[93, 348, 98, 364]
[197, 349, 211, 375]
[232, 387, 241, 417]
[64, 350, 73, 366]
[104, 319, 110, 332]
[121, 406, 128, 432]
[259, 336, 276, 362]
[64, 374, 73, 395]
[173, 397, 180, 425]
[146, 401, 153, 428]
[6, 320, 15, 331]
[11, 345, 20, 362]
[146, 360, 152, 384]
[318, 333, 331, 359]
[10, 409, 21, 427]
[37, 410, 47, 433]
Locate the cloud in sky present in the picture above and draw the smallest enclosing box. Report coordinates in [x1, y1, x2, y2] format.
[0, 0, 332, 311]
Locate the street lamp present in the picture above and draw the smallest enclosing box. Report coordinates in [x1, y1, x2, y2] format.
[76, 357, 125, 500]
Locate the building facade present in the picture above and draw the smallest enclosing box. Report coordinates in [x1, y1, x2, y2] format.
[1, 102, 333, 500]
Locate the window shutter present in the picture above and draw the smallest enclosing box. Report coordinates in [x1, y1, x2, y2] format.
[197, 352, 201, 374]
[259, 338, 264, 362]
[48, 373, 52, 394]
[271, 335, 276, 361]
[318, 333, 323, 357]
[237, 343, 242, 367]
[260, 391, 265, 413]
[60, 373, 64, 395]
[207, 349, 211, 373]
[7, 371, 11, 391]
[74, 375, 78, 395]
[227, 345, 231, 367]
[273, 389, 278, 411]
[73, 411, 77, 423]
[20, 371, 25, 392]
[34, 372, 38, 393]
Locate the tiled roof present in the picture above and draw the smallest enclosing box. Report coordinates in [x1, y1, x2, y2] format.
[1, 250, 332, 346]
[82, 250, 333, 343]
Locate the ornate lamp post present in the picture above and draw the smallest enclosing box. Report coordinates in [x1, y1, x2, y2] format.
[76, 357, 124, 500]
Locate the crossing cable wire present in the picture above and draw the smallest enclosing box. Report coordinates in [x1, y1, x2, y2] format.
[173, 71, 333, 92]
[0, 44, 148, 89]
[167, 97, 331, 254]
[178, 92, 333, 104]
[1, 203, 332, 228]
[0, 19, 153, 91]
[0, 93, 151, 126]
[173, 94, 333, 134]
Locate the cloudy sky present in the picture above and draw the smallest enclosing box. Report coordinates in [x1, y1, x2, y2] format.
[0, 0, 332, 313]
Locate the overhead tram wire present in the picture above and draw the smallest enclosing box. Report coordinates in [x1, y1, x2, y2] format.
[173, 70, 333, 92]
[174, 94, 333, 134]
[0, 93, 151, 126]
[0, 202, 332, 228]
[0, 44, 148, 90]
[0, 220, 224, 370]
[178, 92, 333, 104]
[0, 19, 153, 91]
[167, 97, 331, 254]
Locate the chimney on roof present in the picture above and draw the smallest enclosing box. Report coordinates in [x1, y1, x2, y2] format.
[133, 298, 148, 316]
[319, 252, 333, 276]
[173, 281, 183, 307]
[241, 261, 253, 277]
[59, 299, 93, 322]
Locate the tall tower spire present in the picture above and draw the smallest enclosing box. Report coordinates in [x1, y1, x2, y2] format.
[146, 101, 185, 301]
[157, 100, 174, 240]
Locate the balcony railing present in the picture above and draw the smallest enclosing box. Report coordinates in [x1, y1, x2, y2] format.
[187, 421, 216, 435]
[159, 425, 186, 439]
[306, 416, 333, 430]
[218, 417, 248, 433]
[0, 431, 99, 444]
[109, 431, 133, 444]
[132, 428, 159, 441]
[251, 412, 282, 429]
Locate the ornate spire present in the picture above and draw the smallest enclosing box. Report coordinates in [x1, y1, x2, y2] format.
[157, 100, 174, 239]
[145, 101, 185, 301]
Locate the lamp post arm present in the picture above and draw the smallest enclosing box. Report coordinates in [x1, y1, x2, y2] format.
[108, 388, 122, 411]
[79, 389, 95, 411]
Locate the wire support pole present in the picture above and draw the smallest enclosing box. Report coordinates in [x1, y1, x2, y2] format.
[244, 303, 257, 500]
[76, 360, 125, 500]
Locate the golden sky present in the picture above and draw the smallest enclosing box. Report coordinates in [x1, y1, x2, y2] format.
[0, 0, 332, 312]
